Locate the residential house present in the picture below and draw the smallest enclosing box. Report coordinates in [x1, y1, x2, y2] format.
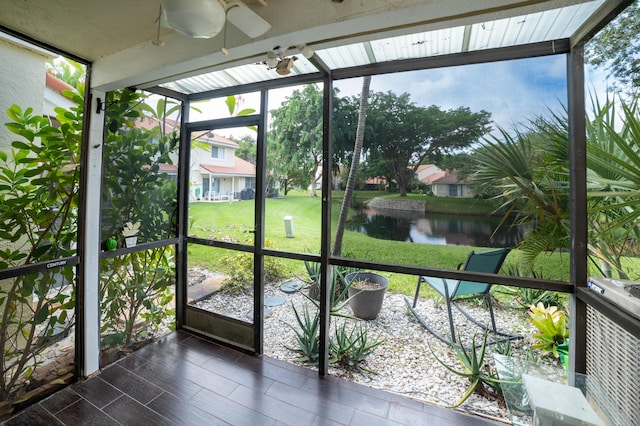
[190, 132, 256, 201]
[431, 170, 474, 198]
[415, 164, 445, 184]
[133, 119, 256, 201]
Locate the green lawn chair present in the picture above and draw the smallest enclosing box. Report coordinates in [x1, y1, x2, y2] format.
[405, 248, 520, 346]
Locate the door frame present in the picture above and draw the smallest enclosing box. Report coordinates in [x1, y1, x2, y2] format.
[177, 104, 267, 353]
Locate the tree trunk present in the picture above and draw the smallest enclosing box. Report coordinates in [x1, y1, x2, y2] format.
[332, 76, 372, 256]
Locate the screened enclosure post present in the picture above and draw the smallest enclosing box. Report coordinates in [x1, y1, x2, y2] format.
[568, 43, 588, 374]
[176, 99, 190, 329]
[79, 89, 106, 377]
[253, 89, 269, 354]
[319, 75, 333, 376]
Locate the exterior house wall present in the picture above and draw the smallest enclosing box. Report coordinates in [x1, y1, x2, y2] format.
[0, 34, 53, 152]
[432, 182, 474, 198]
[190, 137, 255, 201]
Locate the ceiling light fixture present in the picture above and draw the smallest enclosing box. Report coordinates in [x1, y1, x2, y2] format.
[262, 46, 298, 75]
[300, 45, 314, 59]
[160, 0, 226, 39]
[159, 0, 270, 40]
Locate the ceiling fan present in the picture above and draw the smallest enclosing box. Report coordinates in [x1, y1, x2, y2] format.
[159, 0, 271, 40]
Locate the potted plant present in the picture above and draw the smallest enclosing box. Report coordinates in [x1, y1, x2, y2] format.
[528, 302, 570, 370]
[122, 221, 140, 248]
[344, 271, 388, 320]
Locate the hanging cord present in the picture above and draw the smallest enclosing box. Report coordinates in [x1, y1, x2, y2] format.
[221, 12, 229, 55]
[153, 4, 164, 46]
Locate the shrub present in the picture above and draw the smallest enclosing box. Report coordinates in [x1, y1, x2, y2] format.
[221, 240, 286, 294]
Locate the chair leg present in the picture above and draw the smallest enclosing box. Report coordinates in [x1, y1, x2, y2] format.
[444, 297, 456, 344]
[486, 295, 498, 333]
[412, 276, 422, 308]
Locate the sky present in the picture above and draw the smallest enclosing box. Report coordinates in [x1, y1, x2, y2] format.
[190, 54, 610, 141]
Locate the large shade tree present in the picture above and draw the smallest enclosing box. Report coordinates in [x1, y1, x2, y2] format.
[585, 1, 639, 92]
[270, 84, 324, 196]
[365, 91, 492, 196]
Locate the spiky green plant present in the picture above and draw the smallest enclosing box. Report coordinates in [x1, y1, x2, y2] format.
[329, 322, 384, 373]
[429, 331, 513, 408]
[284, 304, 320, 363]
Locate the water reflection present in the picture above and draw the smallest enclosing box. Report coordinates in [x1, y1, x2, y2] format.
[347, 207, 525, 248]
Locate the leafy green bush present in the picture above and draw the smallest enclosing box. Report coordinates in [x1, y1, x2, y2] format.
[0, 99, 81, 407]
[99, 91, 179, 349]
[220, 240, 286, 294]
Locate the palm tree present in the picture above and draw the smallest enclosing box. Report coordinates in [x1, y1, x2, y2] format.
[333, 75, 371, 256]
[474, 95, 640, 280]
[473, 113, 571, 270]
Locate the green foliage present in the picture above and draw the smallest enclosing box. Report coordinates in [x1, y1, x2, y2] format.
[303, 257, 320, 284]
[0, 96, 81, 403]
[270, 84, 324, 196]
[430, 293, 444, 309]
[366, 91, 492, 196]
[585, 95, 640, 280]
[329, 321, 384, 373]
[99, 90, 180, 348]
[585, 2, 640, 92]
[498, 266, 563, 308]
[429, 331, 509, 408]
[220, 240, 286, 294]
[284, 304, 320, 363]
[285, 304, 383, 373]
[528, 302, 569, 358]
[474, 94, 640, 278]
[515, 287, 562, 308]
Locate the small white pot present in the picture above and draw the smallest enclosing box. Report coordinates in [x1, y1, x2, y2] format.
[124, 235, 138, 248]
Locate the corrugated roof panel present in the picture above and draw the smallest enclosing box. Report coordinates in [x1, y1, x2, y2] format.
[162, 55, 319, 94]
[319, 44, 372, 69]
[468, 2, 602, 51]
[159, 1, 603, 95]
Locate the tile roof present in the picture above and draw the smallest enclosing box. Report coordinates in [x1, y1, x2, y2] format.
[200, 157, 255, 176]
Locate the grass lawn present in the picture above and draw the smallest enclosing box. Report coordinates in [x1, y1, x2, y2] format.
[187, 190, 572, 296]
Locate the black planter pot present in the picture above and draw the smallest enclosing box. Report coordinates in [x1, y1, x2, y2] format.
[344, 272, 388, 320]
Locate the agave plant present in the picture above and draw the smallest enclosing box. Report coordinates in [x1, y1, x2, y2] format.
[429, 331, 512, 408]
[284, 304, 320, 363]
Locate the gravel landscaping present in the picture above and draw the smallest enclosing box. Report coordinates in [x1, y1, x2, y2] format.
[192, 271, 548, 423]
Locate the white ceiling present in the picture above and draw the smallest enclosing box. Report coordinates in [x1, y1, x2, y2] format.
[0, 0, 604, 92]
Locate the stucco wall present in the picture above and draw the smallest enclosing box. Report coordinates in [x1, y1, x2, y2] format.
[0, 35, 51, 153]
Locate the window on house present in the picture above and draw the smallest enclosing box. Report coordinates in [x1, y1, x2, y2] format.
[211, 146, 224, 159]
[448, 184, 458, 197]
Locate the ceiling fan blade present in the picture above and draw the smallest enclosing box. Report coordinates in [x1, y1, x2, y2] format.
[226, 4, 271, 38]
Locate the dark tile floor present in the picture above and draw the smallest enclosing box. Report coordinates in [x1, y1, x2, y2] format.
[3, 331, 500, 425]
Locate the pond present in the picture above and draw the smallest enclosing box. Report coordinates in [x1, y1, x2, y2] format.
[347, 206, 526, 248]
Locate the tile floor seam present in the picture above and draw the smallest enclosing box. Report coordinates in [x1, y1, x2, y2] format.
[58, 397, 123, 426]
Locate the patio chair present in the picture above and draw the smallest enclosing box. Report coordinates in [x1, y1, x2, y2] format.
[404, 248, 520, 346]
